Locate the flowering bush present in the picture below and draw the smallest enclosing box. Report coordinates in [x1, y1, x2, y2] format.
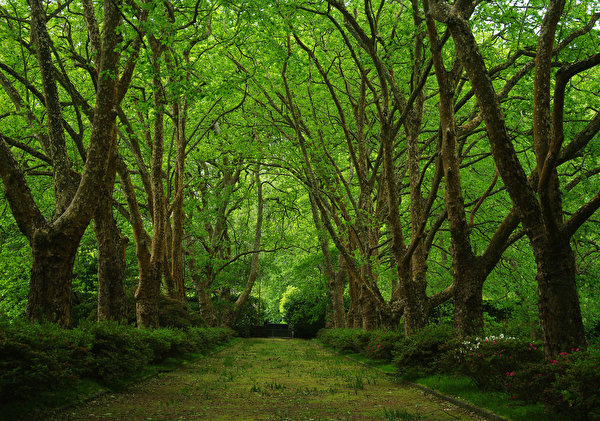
[508, 345, 600, 419]
[448, 335, 544, 391]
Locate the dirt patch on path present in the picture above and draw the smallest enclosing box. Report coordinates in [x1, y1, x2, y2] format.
[47, 338, 485, 420]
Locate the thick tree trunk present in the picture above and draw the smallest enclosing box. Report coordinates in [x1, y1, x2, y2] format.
[27, 230, 78, 326]
[135, 263, 161, 328]
[94, 142, 127, 322]
[360, 284, 378, 331]
[195, 281, 218, 327]
[535, 239, 587, 357]
[94, 195, 128, 322]
[453, 267, 485, 337]
[426, 0, 589, 356]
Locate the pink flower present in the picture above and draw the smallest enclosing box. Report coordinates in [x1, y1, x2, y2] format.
[377, 344, 381, 348]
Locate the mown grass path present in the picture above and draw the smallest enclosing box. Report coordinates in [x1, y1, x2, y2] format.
[49, 338, 484, 420]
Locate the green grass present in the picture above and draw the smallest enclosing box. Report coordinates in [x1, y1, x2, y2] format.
[415, 374, 566, 421]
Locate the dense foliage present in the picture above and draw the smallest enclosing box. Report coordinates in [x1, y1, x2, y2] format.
[0, 318, 234, 403]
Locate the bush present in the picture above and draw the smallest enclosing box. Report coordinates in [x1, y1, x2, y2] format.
[508, 345, 600, 420]
[282, 287, 327, 338]
[364, 330, 404, 361]
[232, 296, 265, 337]
[158, 295, 196, 328]
[85, 322, 153, 385]
[446, 334, 545, 391]
[318, 328, 373, 353]
[394, 323, 454, 379]
[0, 316, 235, 406]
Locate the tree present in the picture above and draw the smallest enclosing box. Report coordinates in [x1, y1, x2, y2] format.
[428, 0, 600, 356]
[0, 0, 139, 326]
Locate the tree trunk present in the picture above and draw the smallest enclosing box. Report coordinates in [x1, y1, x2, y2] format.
[426, 0, 589, 356]
[94, 141, 128, 322]
[27, 230, 78, 326]
[94, 194, 128, 322]
[331, 253, 347, 328]
[346, 269, 361, 328]
[360, 284, 377, 330]
[453, 267, 485, 337]
[135, 262, 161, 328]
[194, 281, 218, 327]
[231, 164, 264, 323]
[535, 239, 587, 357]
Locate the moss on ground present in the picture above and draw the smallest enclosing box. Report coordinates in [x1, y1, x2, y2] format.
[42, 338, 485, 420]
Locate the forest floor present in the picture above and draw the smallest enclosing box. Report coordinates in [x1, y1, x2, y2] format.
[42, 338, 490, 420]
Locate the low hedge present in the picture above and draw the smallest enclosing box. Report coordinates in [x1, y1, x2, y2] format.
[0, 317, 234, 403]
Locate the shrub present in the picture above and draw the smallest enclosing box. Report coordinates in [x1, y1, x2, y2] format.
[317, 328, 373, 353]
[447, 334, 544, 391]
[0, 340, 64, 401]
[552, 345, 600, 419]
[394, 323, 454, 379]
[86, 322, 153, 385]
[282, 288, 327, 338]
[508, 345, 600, 419]
[158, 295, 194, 328]
[364, 330, 404, 361]
[0, 316, 235, 408]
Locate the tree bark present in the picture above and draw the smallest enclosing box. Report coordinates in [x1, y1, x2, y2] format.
[331, 253, 347, 328]
[94, 185, 128, 322]
[27, 230, 78, 326]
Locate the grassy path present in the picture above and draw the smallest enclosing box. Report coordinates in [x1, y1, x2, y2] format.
[47, 338, 484, 420]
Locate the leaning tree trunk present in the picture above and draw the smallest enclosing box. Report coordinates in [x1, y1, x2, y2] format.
[231, 165, 264, 324]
